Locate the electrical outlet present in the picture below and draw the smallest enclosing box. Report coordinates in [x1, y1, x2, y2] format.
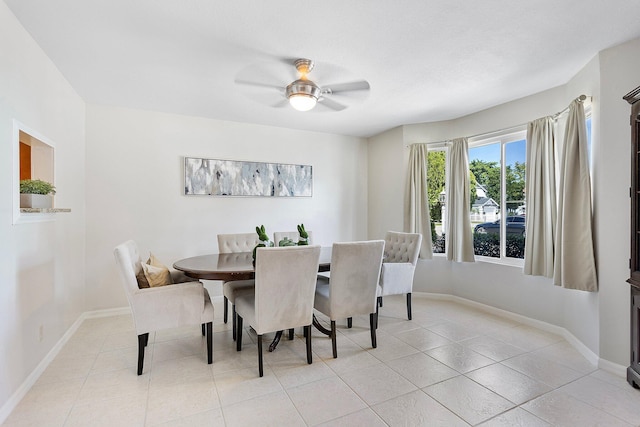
[38, 325, 43, 342]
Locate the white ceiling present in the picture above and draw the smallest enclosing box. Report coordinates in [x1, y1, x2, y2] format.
[5, 0, 640, 138]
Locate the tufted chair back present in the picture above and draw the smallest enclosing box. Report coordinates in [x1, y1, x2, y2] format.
[384, 231, 422, 264]
[217, 232, 260, 253]
[378, 231, 422, 320]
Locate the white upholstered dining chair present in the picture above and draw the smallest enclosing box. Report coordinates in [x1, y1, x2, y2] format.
[234, 245, 321, 377]
[377, 231, 422, 320]
[114, 240, 214, 375]
[217, 232, 261, 340]
[314, 240, 385, 358]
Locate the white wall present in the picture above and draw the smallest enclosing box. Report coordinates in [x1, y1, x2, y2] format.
[368, 126, 405, 239]
[369, 54, 606, 359]
[597, 37, 640, 365]
[0, 1, 86, 414]
[85, 105, 369, 309]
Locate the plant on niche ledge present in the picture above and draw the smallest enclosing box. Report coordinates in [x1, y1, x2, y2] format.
[20, 179, 56, 195]
[19, 179, 56, 209]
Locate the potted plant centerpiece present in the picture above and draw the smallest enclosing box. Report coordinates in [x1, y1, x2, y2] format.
[20, 179, 56, 208]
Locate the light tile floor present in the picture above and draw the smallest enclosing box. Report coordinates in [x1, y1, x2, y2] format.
[4, 294, 640, 426]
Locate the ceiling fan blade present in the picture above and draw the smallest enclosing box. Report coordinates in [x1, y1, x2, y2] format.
[272, 98, 289, 108]
[323, 80, 370, 94]
[235, 79, 284, 91]
[318, 97, 347, 111]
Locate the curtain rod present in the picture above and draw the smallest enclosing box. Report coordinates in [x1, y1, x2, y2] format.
[552, 94, 588, 119]
[406, 94, 590, 148]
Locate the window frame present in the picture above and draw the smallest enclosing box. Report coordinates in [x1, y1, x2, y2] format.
[469, 127, 527, 267]
[426, 143, 449, 256]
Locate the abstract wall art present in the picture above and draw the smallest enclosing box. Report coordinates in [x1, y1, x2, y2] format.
[184, 157, 313, 197]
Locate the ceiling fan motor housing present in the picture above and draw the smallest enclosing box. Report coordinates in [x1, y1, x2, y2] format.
[286, 79, 321, 101]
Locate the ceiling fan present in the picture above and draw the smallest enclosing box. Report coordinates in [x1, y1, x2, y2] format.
[236, 58, 370, 112]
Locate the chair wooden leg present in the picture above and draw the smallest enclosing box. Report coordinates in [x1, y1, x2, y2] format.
[347, 317, 352, 328]
[258, 334, 264, 377]
[407, 293, 412, 320]
[288, 328, 294, 340]
[137, 334, 146, 375]
[370, 313, 377, 348]
[378, 296, 383, 307]
[223, 296, 229, 323]
[201, 324, 205, 336]
[206, 322, 213, 364]
[331, 320, 337, 359]
[305, 325, 312, 364]
[142, 332, 149, 347]
[236, 315, 243, 351]
[232, 305, 237, 341]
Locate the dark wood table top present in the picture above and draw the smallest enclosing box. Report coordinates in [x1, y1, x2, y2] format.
[173, 246, 332, 281]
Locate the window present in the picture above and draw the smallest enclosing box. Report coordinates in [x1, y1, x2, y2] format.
[427, 107, 591, 264]
[469, 129, 527, 263]
[427, 148, 447, 253]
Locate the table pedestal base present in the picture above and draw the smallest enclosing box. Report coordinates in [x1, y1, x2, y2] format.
[268, 315, 330, 352]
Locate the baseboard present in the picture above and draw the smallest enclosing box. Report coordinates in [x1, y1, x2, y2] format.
[83, 306, 131, 318]
[0, 306, 131, 424]
[599, 357, 628, 377]
[561, 328, 599, 367]
[414, 291, 615, 376]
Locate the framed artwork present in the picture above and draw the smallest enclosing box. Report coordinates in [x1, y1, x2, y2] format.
[184, 157, 313, 197]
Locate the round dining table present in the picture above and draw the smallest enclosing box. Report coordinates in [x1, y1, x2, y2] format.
[173, 247, 333, 351]
[173, 246, 332, 281]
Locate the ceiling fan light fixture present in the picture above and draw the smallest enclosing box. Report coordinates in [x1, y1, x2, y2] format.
[286, 79, 320, 111]
[288, 93, 317, 111]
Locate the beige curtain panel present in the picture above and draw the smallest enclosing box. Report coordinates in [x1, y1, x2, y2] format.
[554, 100, 598, 291]
[524, 99, 598, 292]
[524, 117, 557, 278]
[405, 143, 433, 259]
[445, 138, 475, 262]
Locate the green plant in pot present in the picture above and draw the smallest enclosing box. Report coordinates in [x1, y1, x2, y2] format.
[20, 179, 56, 208]
[277, 237, 296, 247]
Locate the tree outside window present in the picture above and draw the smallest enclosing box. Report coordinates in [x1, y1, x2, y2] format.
[427, 150, 446, 253]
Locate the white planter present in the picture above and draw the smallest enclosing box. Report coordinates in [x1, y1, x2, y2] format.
[20, 194, 53, 208]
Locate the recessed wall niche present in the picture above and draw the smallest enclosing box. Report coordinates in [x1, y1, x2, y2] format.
[12, 121, 64, 223]
[19, 130, 54, 183]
